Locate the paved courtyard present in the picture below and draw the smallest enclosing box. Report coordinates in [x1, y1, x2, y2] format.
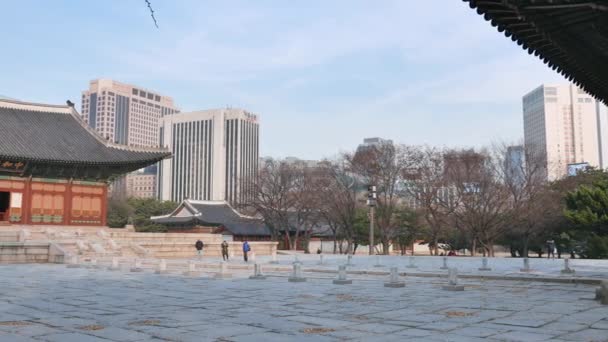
[0, 263, 607, 342]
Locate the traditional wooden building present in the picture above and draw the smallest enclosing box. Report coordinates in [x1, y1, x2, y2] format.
[0, 99, 170, 226]
[151, 199, 272, 241]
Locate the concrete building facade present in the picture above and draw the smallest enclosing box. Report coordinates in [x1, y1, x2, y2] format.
[158, 108, 259, 206]
[81, 79, 180, 198]
[523, 84, 608, 180]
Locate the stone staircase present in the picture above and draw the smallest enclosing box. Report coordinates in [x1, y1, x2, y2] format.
[0, 225, 278, 263]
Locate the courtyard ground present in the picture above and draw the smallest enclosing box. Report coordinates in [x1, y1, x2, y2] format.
[0, 256, 607, 342]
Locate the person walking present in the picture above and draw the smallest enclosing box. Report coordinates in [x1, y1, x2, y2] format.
[221, 240, 230, 261]
[242, 241, 251, 263]
[546, 239, 555, 259]
[195, 239, 204, 259]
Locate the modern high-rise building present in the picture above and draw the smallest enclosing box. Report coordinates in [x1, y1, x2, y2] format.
[505, 145, 525, 187]
[523, 83, 608, 180]
[81, 79, 180, 198]
[157, 108, 260, 205]
[81, 79, 179, 146]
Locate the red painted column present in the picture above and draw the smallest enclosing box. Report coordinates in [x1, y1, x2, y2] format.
[100, 184, 108, 227]
[22, 177, 31, 225]
[64, 179, 72, 225]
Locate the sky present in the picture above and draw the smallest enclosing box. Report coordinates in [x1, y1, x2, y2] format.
[0, 1, 565, 160]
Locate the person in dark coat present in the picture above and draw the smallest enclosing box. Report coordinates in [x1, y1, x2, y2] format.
[242, 241, 251, 262]
[221, 240, 230, 261]
[195, 239, 204, 259]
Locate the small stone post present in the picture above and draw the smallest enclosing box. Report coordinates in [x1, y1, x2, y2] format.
[346, 254, 353, 266]
[130, 259, 143, 272]
[214, 262, 232, 279]
[288, 263, 306, 282]
[333, 265, 352, 285]
[250, 252, 257, 262]
[182, 260, 200, 277]
[406, 256, 417, 269]
[108, 257, 120, 271]
[440, 256, 448, 270]
[66, 255, 80, 268]
[595, 280, 608, 305]
[520, 258, 531, 272]
[442, 268, 464, 291]
[384, 267, 405, 288]
[478, 257, 492, 271]
[373, 255, 384, 268]
[155, 259, 169, 274]
[89, 258, 101, 269]
[269, 251, 279, 264]
[317, 254, 324, 265]
[561, 258, 575, 274]
[293, 255, 301, 265]
[249, 263, 267, 280]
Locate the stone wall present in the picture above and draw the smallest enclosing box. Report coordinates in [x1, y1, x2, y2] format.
[0, 242, 52, 263]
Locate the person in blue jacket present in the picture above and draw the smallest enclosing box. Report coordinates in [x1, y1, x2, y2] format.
[242, 241, 251, 262]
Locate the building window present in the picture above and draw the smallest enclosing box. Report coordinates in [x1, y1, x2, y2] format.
[132, 89, 138, 95]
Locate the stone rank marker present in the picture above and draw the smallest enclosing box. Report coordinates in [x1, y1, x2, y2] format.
[478, 257, 492, 271]
[108, 257, 121, 271]
[442, 268, 464, 291]
[66, 255, 81, 269]
[384, 267, 405, 288]
[373, 255, 384, 268]
[406, 256, 418, 269]
[317, 254, 324, 265]
[288, 263, 307, 283]
[596, 280, 608, 305]
[130, 259, 144, 272]
[561, 258, 575, 274]
[214, 262, 233, 279]
[155, 259, 169, 274]
[333, 265, 352, 285]
[440, 256, 448, 270]
[269, 252, 279, 264]
[182, 260, 200, 277]
[249, 263, 267, 280]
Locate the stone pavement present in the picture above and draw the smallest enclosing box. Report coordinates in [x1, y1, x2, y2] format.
[0, 264, 606, 342]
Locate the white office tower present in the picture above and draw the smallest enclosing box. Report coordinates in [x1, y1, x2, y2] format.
[523, 84, 608, 180]
[158, 108, 259, 205]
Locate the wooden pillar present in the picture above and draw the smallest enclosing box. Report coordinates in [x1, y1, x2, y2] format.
[64, 179, 72, 225]
[100, 184, 108, 227]
[22, 177, 32, 225]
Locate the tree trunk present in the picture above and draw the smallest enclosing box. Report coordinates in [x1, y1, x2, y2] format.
[471, 239, 477, 257]
[433, 236, 439, 256]
[522, 235, 529, 258]
[382, 240, 390, 255]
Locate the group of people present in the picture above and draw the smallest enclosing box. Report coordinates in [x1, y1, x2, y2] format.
[194, 239, 252, 262]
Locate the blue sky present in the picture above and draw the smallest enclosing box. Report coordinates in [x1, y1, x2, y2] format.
[0, 1, 564, 159]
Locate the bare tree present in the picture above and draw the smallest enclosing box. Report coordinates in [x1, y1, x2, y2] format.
[402, 146, 455, 255]
[444, 149, 511, 256]
[317, 158, 362, 254]
[496, 143, 555, 257]
[348, 142, 416, 254]
[246, 159, 297, 244]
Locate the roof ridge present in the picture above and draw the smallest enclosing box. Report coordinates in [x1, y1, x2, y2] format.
[0, 98, 72, 114]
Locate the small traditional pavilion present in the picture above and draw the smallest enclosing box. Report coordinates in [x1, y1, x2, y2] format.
[0, 99, 170, 226]
[151, 199, 271, 241]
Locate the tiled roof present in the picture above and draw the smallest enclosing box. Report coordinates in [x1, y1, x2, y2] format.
[464, 0, 608, 103]
[152, 200, 271, 236]
[0, 99, 170, 167]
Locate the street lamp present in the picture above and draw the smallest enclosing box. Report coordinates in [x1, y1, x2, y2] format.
[367, 185, 376, 255]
